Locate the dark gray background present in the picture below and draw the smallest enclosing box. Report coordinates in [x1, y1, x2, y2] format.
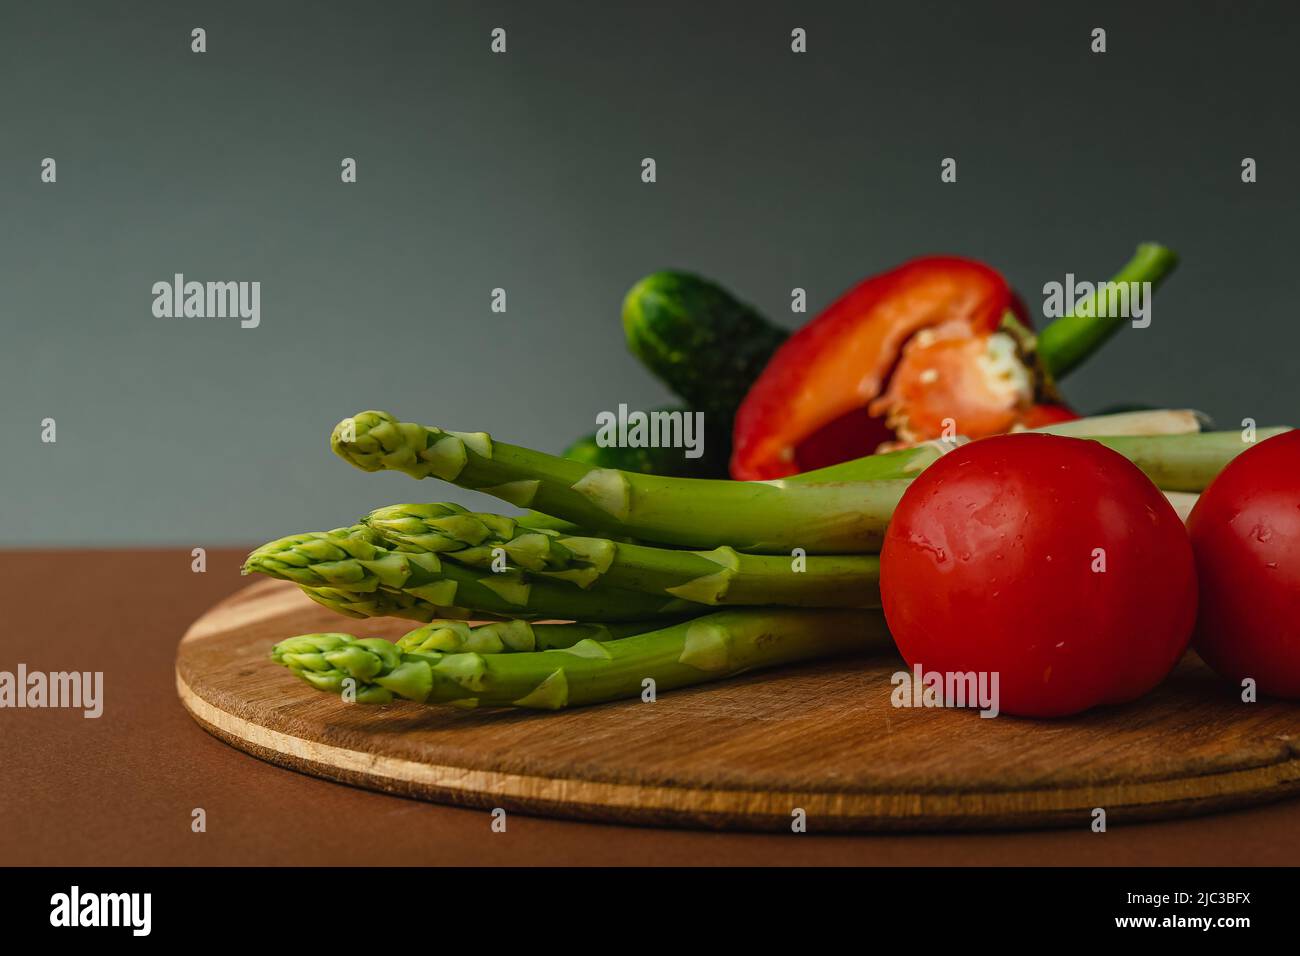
[2, 1, 1296, 545]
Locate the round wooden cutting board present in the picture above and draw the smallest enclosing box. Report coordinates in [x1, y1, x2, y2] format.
[176, 579, 1300, 831]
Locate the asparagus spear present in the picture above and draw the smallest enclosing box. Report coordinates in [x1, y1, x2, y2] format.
[272, 633, 406, 703]
[781, 440, 952, 485]
[303, 585, 504, 623]
[330, 410, 1264, 554]
[366, 502, 881, 607]
[245, 526, 697, 622]
[787, 410, 1201, 484]
[1033, 408, 1204, 437]
[1091, 429, 1291, 492]
[398, 619, 652, 653]
[792, 427, 1289, 491]
[304, 584, 690, 628]
[271, 608, 892, 709]
[330, 411, 906, 553]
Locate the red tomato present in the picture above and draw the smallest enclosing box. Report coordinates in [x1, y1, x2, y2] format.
[1187, 430, 1300, 698]
[880, 433, 1198, 718]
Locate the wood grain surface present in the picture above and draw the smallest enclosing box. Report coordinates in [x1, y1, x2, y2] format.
[176, 578, 1300, 832]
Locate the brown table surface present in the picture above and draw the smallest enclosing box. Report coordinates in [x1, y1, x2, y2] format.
[3, 548, 1299, 866]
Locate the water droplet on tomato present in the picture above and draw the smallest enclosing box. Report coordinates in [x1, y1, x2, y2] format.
[910, 533, 947, 564]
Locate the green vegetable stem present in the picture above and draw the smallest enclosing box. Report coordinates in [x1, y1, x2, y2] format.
[331, 410, 907, 553]
[271, 608, 893, 710]
[244, 526, 699, 622]
[366, 502, 881, 607]
[1036, 243, 1180, 380]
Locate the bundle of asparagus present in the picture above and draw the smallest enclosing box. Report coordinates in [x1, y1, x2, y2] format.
[244, 525, 699, 623]
[272, 610, 893, 709]
[245, 408, 1288, 711]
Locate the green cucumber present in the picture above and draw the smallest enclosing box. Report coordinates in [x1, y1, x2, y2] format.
[567, 273, 786, 478]
[621, 272, 788, 417]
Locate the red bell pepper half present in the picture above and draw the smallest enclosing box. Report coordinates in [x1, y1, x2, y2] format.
[730, 257, 1057, 479]
[730, 245, 1178, 480]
